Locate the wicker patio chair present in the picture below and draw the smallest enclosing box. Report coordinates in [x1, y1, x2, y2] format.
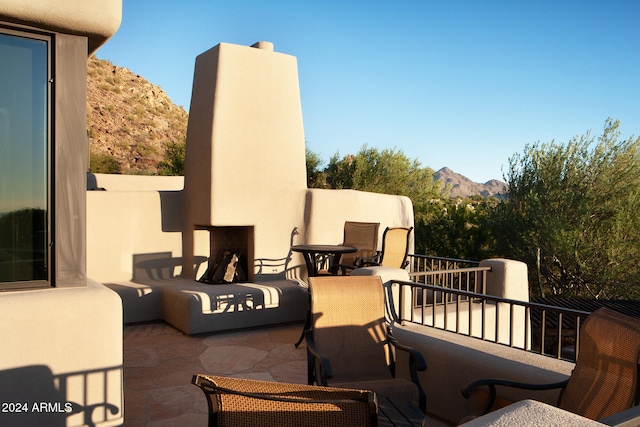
[329, 221, 379, 275]
[462, 307, 640, 421]
[305, 275, 427, 412]
[192, 374, 377, 427]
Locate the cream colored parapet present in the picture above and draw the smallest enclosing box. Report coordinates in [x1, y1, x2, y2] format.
[395, 324, 574, 424]
[88, 172, 185, 192]
[0, 0, 122, 53]
[303, 188, 415, 251]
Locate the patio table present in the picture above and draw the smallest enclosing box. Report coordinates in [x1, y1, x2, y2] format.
[291, 244, 357, 277]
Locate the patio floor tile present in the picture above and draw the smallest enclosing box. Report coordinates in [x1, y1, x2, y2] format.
[122, 321, 450, 426]
[123, 322, 304, 426]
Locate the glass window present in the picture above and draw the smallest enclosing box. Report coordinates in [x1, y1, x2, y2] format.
[0, 30, 50, 286]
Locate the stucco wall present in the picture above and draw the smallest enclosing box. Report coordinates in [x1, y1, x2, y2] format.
[0, 10, 124, 426]
[302, 188, 415, 252]
[85, 177, 414, 286]
[0, 280, 123, 426]
[86, 186, 210, 323]
[86, 189, 210, 284]
[394, 324, 574, 425]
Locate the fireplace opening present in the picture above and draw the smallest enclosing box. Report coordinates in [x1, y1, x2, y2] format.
[201, 226, 254, 282]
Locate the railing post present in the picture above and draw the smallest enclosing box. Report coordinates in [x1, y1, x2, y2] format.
[399, 282, 405, 321]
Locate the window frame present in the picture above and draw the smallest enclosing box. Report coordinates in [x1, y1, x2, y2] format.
[0, 25, 54, 291]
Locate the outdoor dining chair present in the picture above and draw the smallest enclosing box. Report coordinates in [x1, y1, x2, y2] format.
[192, 374, 377, 427]
[348, 226, 413, 271]
[305, 275, 427, 412]
[461, 307, 640, 422]
[329, 221, 379, 275]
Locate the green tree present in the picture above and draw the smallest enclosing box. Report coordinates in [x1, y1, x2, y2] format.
[415, 197, 497, 260]
[325, 145, 442, 202]
[493, 119, 640, 299]
[306, 147, 326, 188]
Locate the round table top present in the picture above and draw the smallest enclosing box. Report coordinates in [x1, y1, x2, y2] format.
[291, 244, 357, 254]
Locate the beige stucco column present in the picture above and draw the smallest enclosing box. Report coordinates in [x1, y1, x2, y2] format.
[481, 258, 529, 301]
[481, 258, 530, 349]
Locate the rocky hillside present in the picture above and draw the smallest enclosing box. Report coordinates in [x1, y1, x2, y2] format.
[87, 57, 188, 174]
[434, 167, 507, 199]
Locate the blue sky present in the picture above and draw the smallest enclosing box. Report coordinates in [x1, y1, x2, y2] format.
[95, 0, 639, 183]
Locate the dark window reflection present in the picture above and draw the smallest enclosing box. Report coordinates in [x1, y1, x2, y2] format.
[0, 33, 49, 283]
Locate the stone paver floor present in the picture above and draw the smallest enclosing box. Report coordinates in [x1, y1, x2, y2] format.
[123, 321, 307, 427]
[123, 321, 450, 426]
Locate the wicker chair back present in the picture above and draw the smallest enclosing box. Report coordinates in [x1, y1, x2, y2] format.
[560, 307, 640, 420]
[192, 374, 377, 427]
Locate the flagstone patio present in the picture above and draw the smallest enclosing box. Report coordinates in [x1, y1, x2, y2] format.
[123, 321, 450, 426]
[123, 321, 308, 426]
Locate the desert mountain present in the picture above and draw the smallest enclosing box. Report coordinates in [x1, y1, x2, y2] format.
[434, 167, 507, 199]
[87, 57, 188, 174]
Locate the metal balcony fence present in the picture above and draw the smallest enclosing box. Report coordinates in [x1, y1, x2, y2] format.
[407, 254, 480, 275]
[393, 258, 591, 362]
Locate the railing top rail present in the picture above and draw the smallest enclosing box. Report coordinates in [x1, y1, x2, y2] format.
[408, 254, 480, 265]
[392, 280, 592, 362]
[409, 266, 491, 277]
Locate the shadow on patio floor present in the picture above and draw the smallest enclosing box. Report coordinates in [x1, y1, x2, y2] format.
[123, 321, 450, 426]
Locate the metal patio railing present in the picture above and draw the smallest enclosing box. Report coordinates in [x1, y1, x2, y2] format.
[407, 254, 480, 275]
[392, 278, 591, 362]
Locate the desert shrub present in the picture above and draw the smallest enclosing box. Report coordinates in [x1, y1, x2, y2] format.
[136, 144, 158, 156]
[90, 152, 121, 174]
[157, 141, 185, 176]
